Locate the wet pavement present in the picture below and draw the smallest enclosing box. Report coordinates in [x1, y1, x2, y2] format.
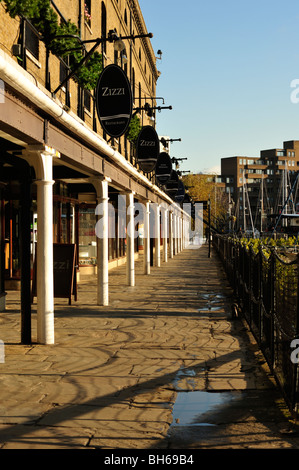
[0, 244, 299, 450]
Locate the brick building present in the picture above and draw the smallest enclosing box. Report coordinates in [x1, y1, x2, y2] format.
[0, 0, 189, 344]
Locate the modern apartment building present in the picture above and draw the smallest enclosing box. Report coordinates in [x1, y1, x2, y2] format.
[0, 0, 189, 344]
[221, 141, 299, 231]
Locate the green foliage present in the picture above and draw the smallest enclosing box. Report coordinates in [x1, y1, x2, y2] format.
[126, 115, 142, 145]
[1, 0, 103, 90]
[1, 0, 42, 18]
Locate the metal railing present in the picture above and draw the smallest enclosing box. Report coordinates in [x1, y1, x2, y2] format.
[213, 234, 299, 416]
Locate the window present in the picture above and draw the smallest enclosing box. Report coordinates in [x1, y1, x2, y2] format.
[139, 83, 141, 108]
[60, 60, 67, 84]
[25, 21, 39, 59]
[132, 68, 135, 102]
[277, 151, 284, 156]
[84, 1, 91, 26]
[101, 2, 107, 53]
[84, 90, 91, 112]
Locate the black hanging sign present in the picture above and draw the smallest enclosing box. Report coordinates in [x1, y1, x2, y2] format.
[95, 64, 133, 138]
[175, 180, 185, 203]
[155, 152, 172, 185]
[136, 126, 160, 173]
[166, 169, 179, 196]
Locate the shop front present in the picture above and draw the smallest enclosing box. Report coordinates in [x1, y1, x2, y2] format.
[0, 182, 5, 310]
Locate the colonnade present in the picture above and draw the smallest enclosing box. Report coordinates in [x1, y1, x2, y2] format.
[22, 147, 192, 345]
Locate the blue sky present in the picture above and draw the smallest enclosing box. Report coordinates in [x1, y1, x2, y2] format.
[138, 0, 299, 174]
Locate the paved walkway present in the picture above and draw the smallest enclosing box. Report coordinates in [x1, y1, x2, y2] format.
[0, 244, 299, 450]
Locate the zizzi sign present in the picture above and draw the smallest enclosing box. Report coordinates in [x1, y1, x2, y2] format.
[136, 126, 160, 173]
[166, 169, 179, 196]
[95, 64, 132, 138]
[175, 180, 185, 204]
[155, 152, 172, 185]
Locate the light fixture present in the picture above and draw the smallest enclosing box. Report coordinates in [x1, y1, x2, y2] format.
[121, 53, 128, 64]
[114, 38, 126, 52]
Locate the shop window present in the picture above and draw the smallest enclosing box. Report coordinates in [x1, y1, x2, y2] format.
[79, 205, 96, 266]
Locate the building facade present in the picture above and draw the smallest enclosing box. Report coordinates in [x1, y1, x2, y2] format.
[0, 0, 190, 344]
[221, 141, 299, 231]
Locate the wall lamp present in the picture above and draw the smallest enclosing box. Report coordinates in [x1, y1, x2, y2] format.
[171, 157, 188, 169]
[133, 103, 172, 118]
[156, 50, 162, 60]
[53, 29, 153, 95]
[160, 137, 181, 148]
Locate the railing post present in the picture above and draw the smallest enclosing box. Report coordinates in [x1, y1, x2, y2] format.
[258, 248, 263, 344]
[270, 250, 275, 367]
[292, 255, 299, 416]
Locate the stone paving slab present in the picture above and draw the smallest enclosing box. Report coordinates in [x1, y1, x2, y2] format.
[0, 245, 299, 450]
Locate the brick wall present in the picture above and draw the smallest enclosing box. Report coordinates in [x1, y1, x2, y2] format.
[0, 0, 158, 167]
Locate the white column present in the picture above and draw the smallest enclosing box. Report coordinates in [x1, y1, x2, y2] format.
[154, 204, 161, 267]
[169, 211, 174, 259]
[94, 177, 110, 306]
[177, 213, 181, 253]
[180, 215, 183, 252]
[177, 215, 181, 253]
[162, 205, 168, 263]
[126, 192, 135, 286]
[173, 213, 177, 255]
[36, 174, 54, 344]
[144, 201, 151, 275]
[23, 146, 57, 344]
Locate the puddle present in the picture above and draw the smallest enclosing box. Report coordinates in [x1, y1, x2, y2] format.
[198, 306, 223, 312]
[171, 391, 235, 427]
[198, 292, 226, 313]
[173, 367, 204, 391]
[198, 293, 226, 301]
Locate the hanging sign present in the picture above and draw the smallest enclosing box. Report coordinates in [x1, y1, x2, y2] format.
[155, 152, 172, 185]
[95, 64, 132, 138]
[136, 126, 160, 173]
[166, 169, 179, 196]
[175, 180, 185, 203]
